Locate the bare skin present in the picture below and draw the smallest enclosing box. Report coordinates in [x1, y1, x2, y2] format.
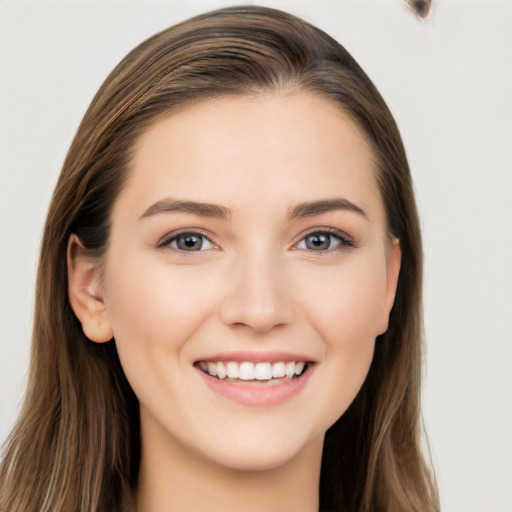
[68, 92, 400, 511]
[136, 424, 323, 512]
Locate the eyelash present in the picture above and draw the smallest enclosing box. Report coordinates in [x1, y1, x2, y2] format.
[157, 227, 356, 254]
[157, 229, 217, 252]
[294, 228, 356, 252]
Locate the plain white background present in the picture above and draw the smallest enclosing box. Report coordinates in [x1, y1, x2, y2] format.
[1, 1, 511, 510]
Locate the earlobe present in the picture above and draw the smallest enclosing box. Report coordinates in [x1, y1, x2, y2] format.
[377, 238, 402, 335]
[67, 235, 113, 343]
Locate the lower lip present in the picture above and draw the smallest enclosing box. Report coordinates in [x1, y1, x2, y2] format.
[197, 366, 315, 407]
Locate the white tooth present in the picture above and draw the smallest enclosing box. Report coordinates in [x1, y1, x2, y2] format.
[216, 362, 227, 379]
[198, 361, 208, 372]
[226, 361, 239, 379]
[285, 362, 296, 378]
[255, 362, 272, 380]
[207, 362, 217, 377]
[271, 362, 286, 378]
[295, 362, 305, 375]
[239, 362, 255, 380]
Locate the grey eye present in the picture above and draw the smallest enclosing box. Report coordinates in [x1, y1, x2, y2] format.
[304, 233, 332, 251]
[296, 232, 348, 251]
[170, 233, 216, 251]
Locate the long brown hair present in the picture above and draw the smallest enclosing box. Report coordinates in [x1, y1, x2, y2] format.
[0, 6, 438, 511]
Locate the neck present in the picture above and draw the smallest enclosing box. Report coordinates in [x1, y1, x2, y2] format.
[135, 419, 323, 512]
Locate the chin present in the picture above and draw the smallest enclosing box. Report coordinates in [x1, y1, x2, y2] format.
[196, 428, 324, 473]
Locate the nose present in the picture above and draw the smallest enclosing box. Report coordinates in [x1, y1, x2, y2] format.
[219, 248, 295, 333]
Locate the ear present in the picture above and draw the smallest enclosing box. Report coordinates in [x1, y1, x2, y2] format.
[67, 234, 113, 343]
[377, 238, 402, 335]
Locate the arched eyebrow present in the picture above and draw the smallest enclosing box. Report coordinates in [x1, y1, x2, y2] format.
[140, 199, 232, 220]
[287, 198, 368, 220]
[139, 197, 367, 221]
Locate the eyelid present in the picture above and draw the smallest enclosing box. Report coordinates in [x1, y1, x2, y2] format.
[156, 229, 218, 251]
[293, 227, 356, 251]
[156, 226, 356, 252]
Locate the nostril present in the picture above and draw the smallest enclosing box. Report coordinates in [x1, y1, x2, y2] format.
[219, 299, 294, 333]
[218, 258, 295, 331]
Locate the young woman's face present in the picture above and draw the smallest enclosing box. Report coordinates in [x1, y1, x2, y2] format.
[100, 92, 400, 471]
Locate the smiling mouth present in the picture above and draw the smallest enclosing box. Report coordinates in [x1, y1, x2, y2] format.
[195, 360, 312, 385]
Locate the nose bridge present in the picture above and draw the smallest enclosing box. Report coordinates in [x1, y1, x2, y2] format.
[219, 243, 294, 333]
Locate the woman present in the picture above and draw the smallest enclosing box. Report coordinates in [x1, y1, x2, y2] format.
[0, 5, 439, 511]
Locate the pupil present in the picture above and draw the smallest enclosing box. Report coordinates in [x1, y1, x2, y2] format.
[306, 234, 330, 250]
[178, 235, 202, 250]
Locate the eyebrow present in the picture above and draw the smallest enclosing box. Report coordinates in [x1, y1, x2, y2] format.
[139, 197, 367, 221]
[140, 199, 232, 220]
[287, 198, 368, 220]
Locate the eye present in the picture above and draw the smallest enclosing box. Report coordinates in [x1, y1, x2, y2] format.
[295, 229, 354, 251]
[158, 231, 217, 252]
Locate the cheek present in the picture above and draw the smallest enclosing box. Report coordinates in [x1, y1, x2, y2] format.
[304, 256, 387, 346]
[102, 257, 218, 390]
[105, 254, 218, 336]
[300, 258, 386, 425]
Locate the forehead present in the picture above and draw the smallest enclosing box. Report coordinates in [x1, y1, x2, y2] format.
[117, 92, 383, 223]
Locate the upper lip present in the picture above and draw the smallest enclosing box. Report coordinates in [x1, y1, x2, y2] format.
[194, 351, 316, 364]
